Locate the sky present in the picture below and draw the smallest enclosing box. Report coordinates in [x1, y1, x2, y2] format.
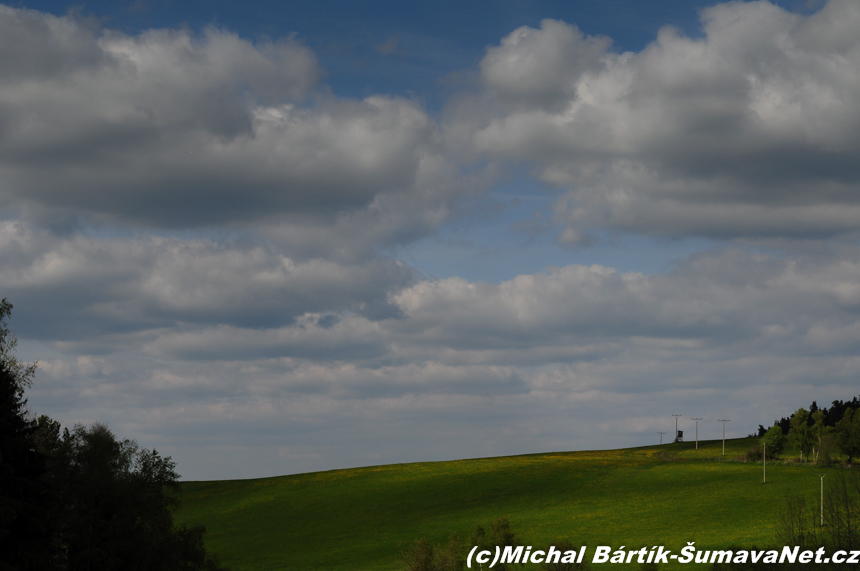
[3, 0, 860, 480]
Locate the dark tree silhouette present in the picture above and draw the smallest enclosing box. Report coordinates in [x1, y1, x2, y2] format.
[0, 299, 56, 570]
[0, 299, 228, 571]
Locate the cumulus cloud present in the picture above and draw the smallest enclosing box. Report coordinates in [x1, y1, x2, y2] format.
[480, 19, 611, 111]
[389, 247, 860, 366]
[8, 1, 860, 479]
[23, 244, 860, 477]
[17, 228, 860, 386]
[0, 221, 414, 342]
[459, 0, 860, 243]
[0, 5, 458, 236]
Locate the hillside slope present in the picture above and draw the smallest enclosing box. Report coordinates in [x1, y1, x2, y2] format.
[176, 438, 818, 570]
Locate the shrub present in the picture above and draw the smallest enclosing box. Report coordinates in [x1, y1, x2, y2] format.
[743, 445, 763, 462]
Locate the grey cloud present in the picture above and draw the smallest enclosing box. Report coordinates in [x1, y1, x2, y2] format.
[34, 350, 528, 411]
[12, 1, 860, 480]
[0, 5, 105, 80]
[387, 247, 860, 365]
[0, 222, 414, 342]
[480, 19, 612, 111]
[14, 219, 860, 373]
[460, 0, 860, 243]
[28, 236, 860, 374]
[0, 6, 456, 233]
[24, 244, 860, 478]
[30, 336, 860, 480]
[138, 317, 388, 362]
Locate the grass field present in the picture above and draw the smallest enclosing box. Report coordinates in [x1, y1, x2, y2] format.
[175, 437, 827, 570]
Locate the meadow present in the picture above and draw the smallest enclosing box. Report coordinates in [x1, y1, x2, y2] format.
[175, 437, 825, 570]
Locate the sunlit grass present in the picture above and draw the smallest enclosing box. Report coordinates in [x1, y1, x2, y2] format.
[176, 437, 828, 570]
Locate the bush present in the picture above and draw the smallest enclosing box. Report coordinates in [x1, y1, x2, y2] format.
[815, 434, 836, 466]
[743, 445, 763, 462]
[760, 425, 784, 459]
[401, 538, 437, 571]
[403, 518, 521, 571]
[540, 540, 589, 571]
[835, 408, 860, 462]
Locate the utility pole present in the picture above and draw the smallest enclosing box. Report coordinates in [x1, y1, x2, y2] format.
[718, 419, 730, 455]
[817, 474, 827, 527]
[691, 418, 702, 449]
[657, 431, 666, 445]
[763, 441, 766, 483]
[672, 414, 682, 443]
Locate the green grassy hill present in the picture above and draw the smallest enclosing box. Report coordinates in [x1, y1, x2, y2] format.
[175, 438, 823, 570]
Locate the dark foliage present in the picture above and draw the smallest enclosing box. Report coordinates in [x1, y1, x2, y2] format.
[0, 299, 56, 570]
[539, 540, 588, 571]
[0, 299, 227, 571]
[474, 518, 522, 571]
[824, 468, 860, 553]
[770, 396, 860, 436]
[835, 409, 860, 463]
[760, 425, 784, 459]
[46, 423, 228, 571]
[743, 445, 763, 462]
[401, 534, 464, 571]
[0, 362, 57, 570]
[758, 394, 860, 463]
[403, 518, 522, 571]
[402, 538, 439, 571]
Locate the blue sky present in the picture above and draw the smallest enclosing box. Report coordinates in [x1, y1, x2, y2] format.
[3, 0, 859, 480]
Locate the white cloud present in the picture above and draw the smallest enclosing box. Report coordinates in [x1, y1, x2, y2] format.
[480, 19, 612, 111]
[19, 241, 860, 477]
[0, 222, 414, 342]
[0, 6, 460, 240]
[458, 0, 860, 243]
[7, 1, 860, 479]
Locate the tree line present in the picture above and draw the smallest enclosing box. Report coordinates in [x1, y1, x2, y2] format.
[0, 299, 228, 571]
[751, 396, 860, 464]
